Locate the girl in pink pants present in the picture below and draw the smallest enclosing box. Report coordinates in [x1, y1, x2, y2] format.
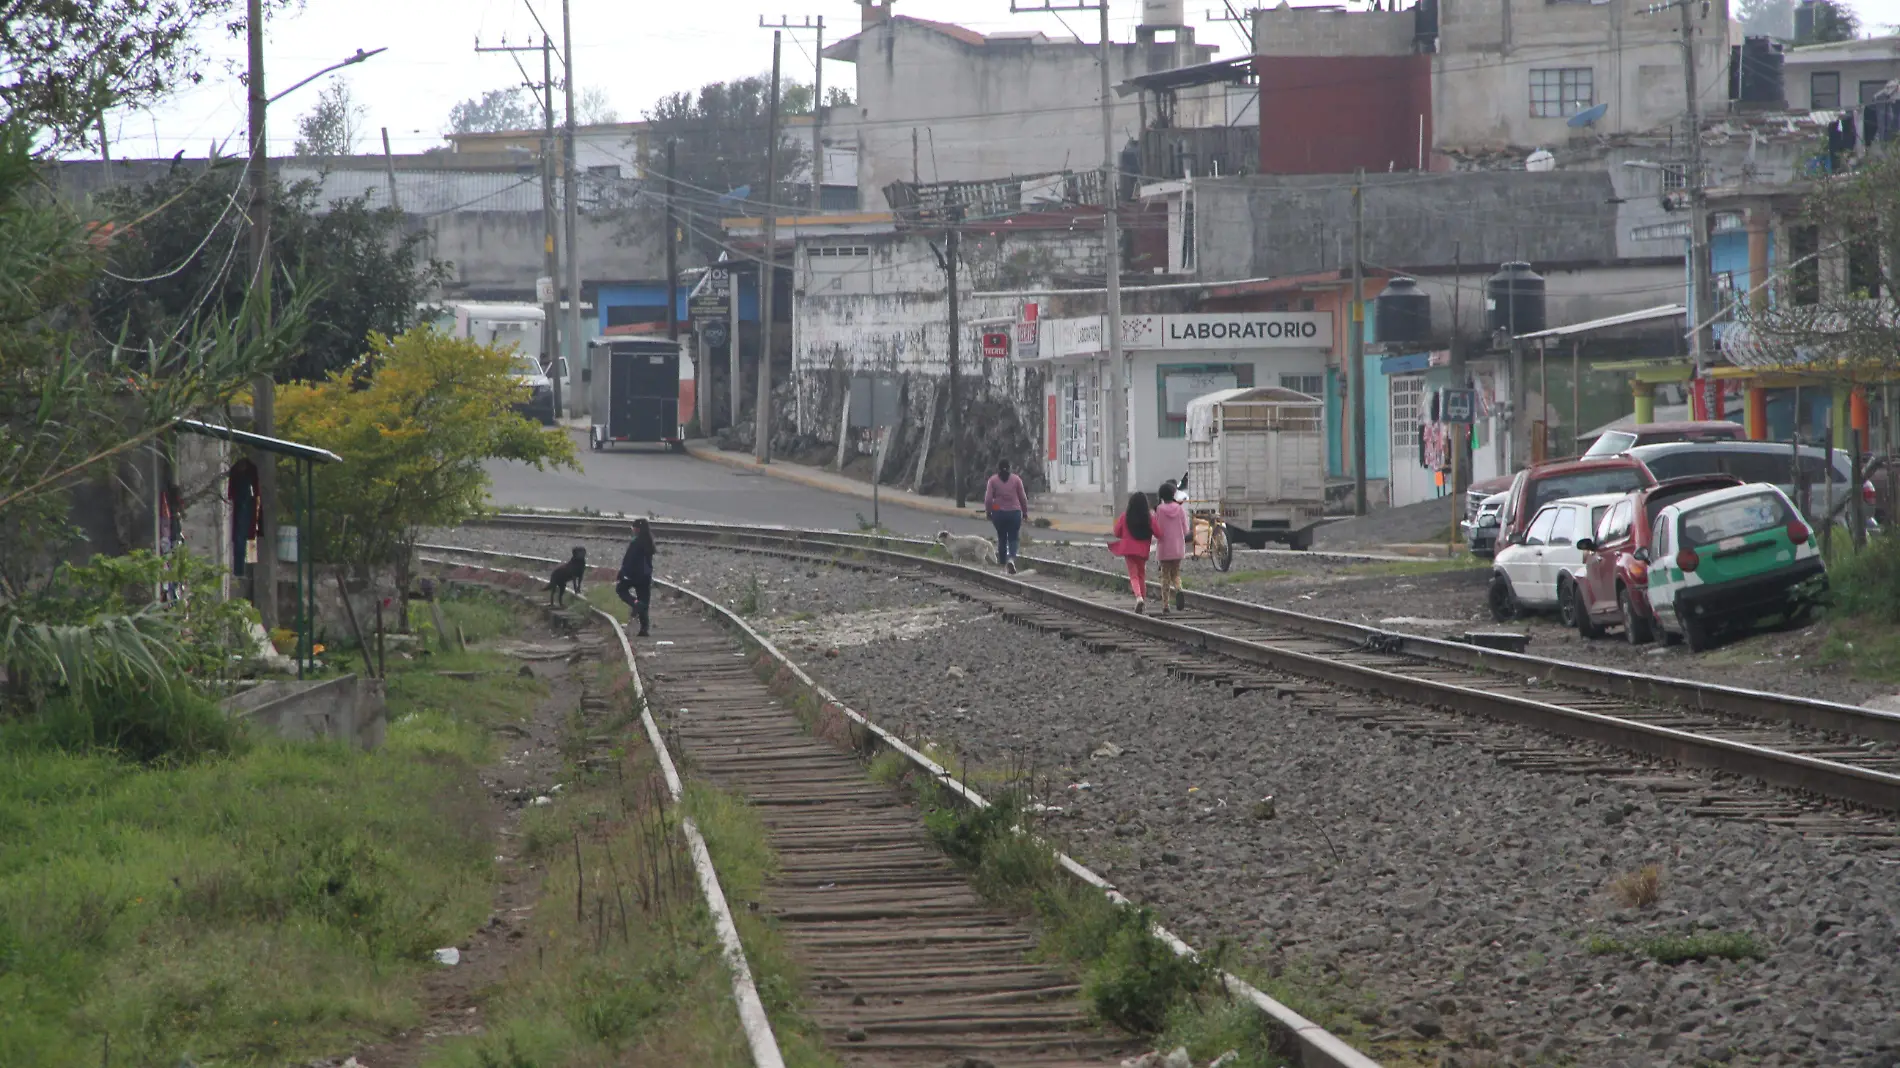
[1109, 492, 1154, 613]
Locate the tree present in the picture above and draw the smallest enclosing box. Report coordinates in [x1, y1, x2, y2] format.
[825, 85, 854, 109]
[577, 86, 618, 126]
[90, 165, 450, 383]
[447, 88, 537, 134]
[1736, 0, 1795, 38]
[292, 79, 364, 157]
[636, 74, 814, 253]
[1, 0, 297, 149]
[275, 328, 577, 608]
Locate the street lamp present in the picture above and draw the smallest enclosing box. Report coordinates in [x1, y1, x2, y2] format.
[244, 5, 386, 629]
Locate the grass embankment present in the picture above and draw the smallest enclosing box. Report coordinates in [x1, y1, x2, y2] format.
[1812, 533, 1900, 682]
[0, 589, 535, 1067]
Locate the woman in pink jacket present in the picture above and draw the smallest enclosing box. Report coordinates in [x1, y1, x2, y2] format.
[1151, 480, 1189, 614]
[1109, 491, 1154, 613]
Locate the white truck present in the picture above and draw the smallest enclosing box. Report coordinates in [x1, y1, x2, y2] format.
[1184, 386, 1327, 551]
[439, 302, 558, 425]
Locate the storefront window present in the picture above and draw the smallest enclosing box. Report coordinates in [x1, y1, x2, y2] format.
[1157, 363, 1254, 439]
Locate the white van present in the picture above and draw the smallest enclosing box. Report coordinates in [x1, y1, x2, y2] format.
[445, 303, 556, 425]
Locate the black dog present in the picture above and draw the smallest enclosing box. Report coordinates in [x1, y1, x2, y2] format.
[547, 547, 587, 605]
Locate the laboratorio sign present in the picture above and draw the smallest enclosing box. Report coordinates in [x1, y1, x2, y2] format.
[1046, 312, 1334, 356]
[1168, 319, 1319, 341]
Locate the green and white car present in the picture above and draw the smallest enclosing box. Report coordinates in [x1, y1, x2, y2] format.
[1642, 483, 1827, 651]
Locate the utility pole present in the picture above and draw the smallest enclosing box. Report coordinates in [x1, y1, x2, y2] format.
[760, 15, 826, 208]
[246, 0, 276, 629]
[1350, 168, 1368, 516]
[756, 31, 782, 464]
[665, 139, 679, 343]
[380, 128, 400, 212]
[947, 209, 965, 508]
[561, 0, 583, 423]
[1644, 0, 1716, 380]
[1449, 240, 1468, 496]
[475, 33, 562, 420]
[728, 255, 742, 430]
[1012, 0, 1124, 497]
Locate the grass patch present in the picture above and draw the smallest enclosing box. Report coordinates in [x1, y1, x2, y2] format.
[1607, 864, 1663, 909]
[736, 573, 764, 617]
[1340, 557, 1486, 578]
[866, 748, 911, 786]
[439, 584, 522, 644]
[1817, 623, 1900, 683]
[1189, 568, 1295, 588]
[1585, 931, 1767, 965]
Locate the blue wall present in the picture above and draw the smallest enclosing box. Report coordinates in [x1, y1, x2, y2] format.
[595, 276, 759, 335]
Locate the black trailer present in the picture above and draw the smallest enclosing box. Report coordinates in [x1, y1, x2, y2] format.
[586, 338, 684, 452]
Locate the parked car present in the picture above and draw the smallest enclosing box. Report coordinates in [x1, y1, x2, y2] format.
[1642, 483, 1828, 651]
[1572, 475, 1744, 642]
[1626, 440, 1878, 534]
[1580, 419, 1746, 459]
[1488, 492, 1628, 623]
[1498, 457, 1658, 549]
[1462, 491, 1507, 557]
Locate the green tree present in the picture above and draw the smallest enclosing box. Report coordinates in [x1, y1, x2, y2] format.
[1736, 0, 1795, 38]
[292, 79, 364, 157]
[89, 165, 449, 383]
[1807, 0, 1860, 42]
[577, 86, 618, 126]
[276, 328, 578, 608]
[636, 75, 815, 255]
[447, 88, 537, 134]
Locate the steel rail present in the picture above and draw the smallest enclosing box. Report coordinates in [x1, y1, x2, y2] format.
[471, 511, 1900, 746]
[445, 518, 1900, 813]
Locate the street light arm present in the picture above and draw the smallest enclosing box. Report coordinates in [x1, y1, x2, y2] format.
[267, 47, 387, 106]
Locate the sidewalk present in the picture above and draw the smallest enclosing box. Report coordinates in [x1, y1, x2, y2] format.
[681, 440, 1114, 536]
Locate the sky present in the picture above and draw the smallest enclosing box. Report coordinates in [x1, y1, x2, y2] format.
[108, 0, 1900, 162]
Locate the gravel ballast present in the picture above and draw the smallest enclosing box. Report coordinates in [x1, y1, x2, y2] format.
[436, 529, 1900, 1067]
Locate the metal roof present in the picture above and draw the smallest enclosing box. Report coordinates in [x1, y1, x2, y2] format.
[174, 419, 341, 464]
[1514, 303, 1685, 341]
[1115, 56, 1256, 97]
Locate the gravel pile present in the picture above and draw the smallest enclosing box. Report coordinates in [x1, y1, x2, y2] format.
[435, 528, 1900, 1065]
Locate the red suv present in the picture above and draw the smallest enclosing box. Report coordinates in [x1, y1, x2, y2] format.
[1498, 457, 1658, 548]
[1572, 475, 1743, 642]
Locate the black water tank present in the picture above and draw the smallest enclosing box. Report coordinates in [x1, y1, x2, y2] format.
[1739, 37, 1785, 106]
[1486, 262, 1546, 335]
[1374, 276, 1431, 344]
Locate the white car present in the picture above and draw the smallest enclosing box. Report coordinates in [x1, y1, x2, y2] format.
[1489, 492, 1628, 624]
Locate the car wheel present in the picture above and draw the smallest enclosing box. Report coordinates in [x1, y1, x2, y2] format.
[1558, 577, 1581, 629]
[1488, 572, 1519, 622]
[1619, 586, 1652, 645]
[1681, 612, 1713, 653]
[1572, 582, 1604, 639]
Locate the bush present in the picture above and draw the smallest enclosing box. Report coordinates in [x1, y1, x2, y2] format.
[1082, 905, 1218, 1034]
[1825, 533, 1900, 622]
[11, 682, 244, 764]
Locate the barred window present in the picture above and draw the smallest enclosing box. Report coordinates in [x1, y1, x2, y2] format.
[1530, 68, 1594, 118]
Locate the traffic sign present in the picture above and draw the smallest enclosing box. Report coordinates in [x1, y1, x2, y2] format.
[689, 268, 731, 322]
[1443, 388, 1476, 423]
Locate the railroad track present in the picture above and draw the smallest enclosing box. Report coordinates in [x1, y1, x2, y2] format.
[421, 551, 1377, 1068]
[444, 515, 1900, 836]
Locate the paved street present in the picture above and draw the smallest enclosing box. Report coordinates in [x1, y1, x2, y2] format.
[484, 434, 994, 538]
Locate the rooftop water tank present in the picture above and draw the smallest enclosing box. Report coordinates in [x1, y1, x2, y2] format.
[1486, 262, 1546, 336]
[1374, 277, 1432, 344]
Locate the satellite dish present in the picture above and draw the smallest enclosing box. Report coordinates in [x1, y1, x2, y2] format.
[1568, 102, 1610, 128]
[1525, 148, 1556, 172]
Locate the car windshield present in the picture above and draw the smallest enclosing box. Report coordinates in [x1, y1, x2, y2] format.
[1680, 492, 1791, 546]
[1531, 469, 1649, 510]
[513, 354, 544, 377]
[1583, 431, 1638, 458]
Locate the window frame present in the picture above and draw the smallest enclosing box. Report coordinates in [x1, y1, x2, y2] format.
[1547, 506, 1577, 548]
[1600, 499, 1633, 544]
[1530, 67, 1595, 119]
[1811, 71, 1842, 110]
[1525, 506, 1559, 547]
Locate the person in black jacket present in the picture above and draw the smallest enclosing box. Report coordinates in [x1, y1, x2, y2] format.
[617, 518, 656, 637]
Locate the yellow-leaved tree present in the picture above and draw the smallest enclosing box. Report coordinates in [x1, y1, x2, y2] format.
[278, 327, 577, 605]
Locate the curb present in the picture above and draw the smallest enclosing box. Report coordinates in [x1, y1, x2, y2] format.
[682, 442, 1111, 535]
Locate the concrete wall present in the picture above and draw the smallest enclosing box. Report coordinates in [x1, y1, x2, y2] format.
[1256, 7, 1416, 57]
[1784, 42, 1900, 110]
[221, 674, 388, 750]
[831, 18, 1218, 209]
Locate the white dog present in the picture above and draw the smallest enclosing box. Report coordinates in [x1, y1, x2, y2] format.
[936, 530, 998, 565]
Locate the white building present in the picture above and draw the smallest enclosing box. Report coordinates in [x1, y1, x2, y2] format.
[1783, 36, 1900, 111]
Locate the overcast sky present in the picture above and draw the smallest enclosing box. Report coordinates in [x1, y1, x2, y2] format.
[109, 0, 1900, 161]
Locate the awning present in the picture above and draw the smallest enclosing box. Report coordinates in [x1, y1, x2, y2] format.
[1115, 56, 1256, 97]
[174, 418, 342, 464]
[1513, 304, 1685, 341]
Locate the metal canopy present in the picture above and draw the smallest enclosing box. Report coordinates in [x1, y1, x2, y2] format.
[174, 418, 342, 464]
[1115, 56, 1256, 97]
[1513, 303, 1685, 342]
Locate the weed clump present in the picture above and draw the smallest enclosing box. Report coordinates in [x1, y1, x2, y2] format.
[1080, 905, 1219, 1034]
[1608, 864, 1663, 909]
[1585, 930, 1766, 965]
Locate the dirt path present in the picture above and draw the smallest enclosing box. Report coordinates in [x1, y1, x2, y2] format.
[330, 622, 592, 1068]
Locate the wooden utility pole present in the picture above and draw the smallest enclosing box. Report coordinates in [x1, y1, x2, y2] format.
[728, 255, 742, 430]
[1644, 0, 1716, 380]
[756, 31, 781, 463]
[947, 209, 965, 508]
[246, 0, 277, 629]
[1350, 168, 1368, 516]
[561, 0, 583, 422]
[760, 15, 826, 209]
[665, 139, 679, 343]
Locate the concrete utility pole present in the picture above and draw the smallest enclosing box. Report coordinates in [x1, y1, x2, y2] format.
[665, 139, 679, 343]
[475, 33, 562, 419]
[379, 128, 399, 211]
[756, 31, 782, 464]
[1012, 0, 1125, 497]
[728, 255, 742, 430]
[760, 15, 826, 209]
[1350, 168, 1368, 516]
[1644, 0, 1716, 379]
[246, 0, 276, 629]
[561, 0, 584, 421]
[946, 210, 965, 508]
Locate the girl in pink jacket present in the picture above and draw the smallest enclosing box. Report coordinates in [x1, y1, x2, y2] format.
[1151, 480, 1189, 614]
[1109, 491, 1154, 613]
